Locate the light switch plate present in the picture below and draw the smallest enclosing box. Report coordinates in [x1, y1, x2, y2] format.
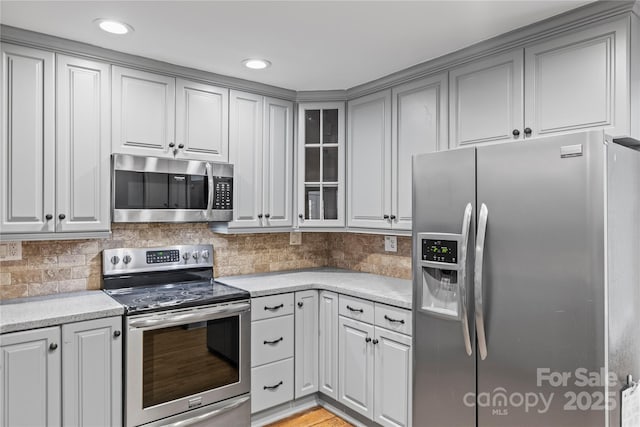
[384, 236, 397, 252]
[290, 232, 302, 245]
[0, 241, 22, 261]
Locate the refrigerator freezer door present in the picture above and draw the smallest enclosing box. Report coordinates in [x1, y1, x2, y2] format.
[412, 147, 476, 427]
[475, 131, 606, 426]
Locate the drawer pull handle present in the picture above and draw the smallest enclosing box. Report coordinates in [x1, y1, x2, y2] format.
[346, 305, 363, 313]
[264, 381, 283, 390]
[264, 337, 283, 345]
[264, 304, 284, 311]
[384, 315, 405, 324]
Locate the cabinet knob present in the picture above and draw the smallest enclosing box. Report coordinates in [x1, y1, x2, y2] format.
[45, 214, 53, 220]
[49, 343, 58, 351]
[298, 214, 304, 219]
[258, 214, 263, 219]
[297, 301, 304, 308]
[372, 339, 379, 345]
[169, 142, 175, 148]
[265, 213, 270, 218]
[114, 330, 121, 338]
[390, 215, 396, 220]
[58, 213, 66, 220]
[178, 144, 184, 149]
[524, 127, 532, 136]
[365, 337, 372, 343]
[383, 214, 389, 220]
[512, 129, 520, 137]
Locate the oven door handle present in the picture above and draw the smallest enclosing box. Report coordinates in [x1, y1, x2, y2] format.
[205, 162, 214, 221]
[163, 395, 250, 427]
[129, 302, 250, 329]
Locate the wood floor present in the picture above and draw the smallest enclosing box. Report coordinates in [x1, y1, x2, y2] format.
[266, 406, 353, 427]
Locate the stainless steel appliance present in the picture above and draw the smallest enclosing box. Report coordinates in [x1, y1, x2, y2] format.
[412, 130, 640, 426]
[112, 154, 233, 223]
[102, 244, 250, 427]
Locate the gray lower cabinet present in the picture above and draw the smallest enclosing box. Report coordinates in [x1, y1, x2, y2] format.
[294, 290, 319, 398]
[62, 316, 122, 427]
[0, 317, 122, 427]
[318, 291, 339, 400]
[0, 45, 110, 238]
[0, 327, 61, 427]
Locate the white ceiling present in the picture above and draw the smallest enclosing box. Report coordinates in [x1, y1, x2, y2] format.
[0, 1, 593, 91]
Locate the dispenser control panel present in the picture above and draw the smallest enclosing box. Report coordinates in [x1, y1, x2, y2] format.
[422, 239, 457, 264]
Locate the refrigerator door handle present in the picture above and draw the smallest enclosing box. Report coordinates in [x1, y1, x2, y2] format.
[475, 203, 489, 360]
[459, 203, 473, 356]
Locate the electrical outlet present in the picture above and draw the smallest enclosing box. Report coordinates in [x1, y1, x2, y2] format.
[0, 241, 22, 261]
[290, 232, 302, 245]
[384, 236, 397, 252]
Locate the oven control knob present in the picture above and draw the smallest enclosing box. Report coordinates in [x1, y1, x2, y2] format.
[182, 252, 190, 261]
[123, 255, 132, 264]
[192, 252, 199, 261]
[201, 250, 210, 260]
[110, 256, 120, 265]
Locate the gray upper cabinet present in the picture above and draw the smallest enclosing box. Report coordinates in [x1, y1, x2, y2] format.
[524, 18, 631, 139]
[449, 50, 524, 148]
[391, 73, 448, 231]
[62, 317, 122, 427]
[0, 327, 61, 427]
[56, 54, 111, 233]
[175, 79, 229, 162]
[112, 66, 176, 157]
[0, 44, 55, 234]
[347, 90, 392, 230]
[227, 91, 293, 230]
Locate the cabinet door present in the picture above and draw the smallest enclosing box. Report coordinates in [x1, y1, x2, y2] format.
[0, 44, 55, 234]
[56, 55, 111, 233]
[318, 291, 339, 400]
[392, 74, 448, 231]
[449, 50, 524, 147]
[347, 90, 392, 229]
[112, 66, 175, 156]
[175, 79, 229, 162]
[62, 316, 122, 427]
[294, 290, 319, 398]
[263, 97, 293, 228]
[0, 327, 61, 427]
[374, 327, 412, 427]
[525, 19, 630, 138]
[229, 90, 263, 228]
[338, 316, 374, 419]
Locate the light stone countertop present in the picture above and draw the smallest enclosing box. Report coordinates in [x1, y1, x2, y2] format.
[218, 268, 413, 309]
[0, 291, 124, 334]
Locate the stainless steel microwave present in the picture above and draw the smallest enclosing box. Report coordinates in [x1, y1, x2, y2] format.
[112, 154, 233, 223]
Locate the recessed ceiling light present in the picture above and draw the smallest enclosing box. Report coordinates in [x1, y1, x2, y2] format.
[94, 19, 133, 35]
[242, 59, 271, 70]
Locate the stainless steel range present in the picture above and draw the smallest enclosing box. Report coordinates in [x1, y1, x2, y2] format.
[102, 244, 251, 427]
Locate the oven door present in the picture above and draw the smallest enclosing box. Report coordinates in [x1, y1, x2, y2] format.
[125, 301, 250, 427]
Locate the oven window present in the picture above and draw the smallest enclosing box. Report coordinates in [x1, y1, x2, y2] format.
[114, 171, 208, 210]
[142, 316, 240, 408]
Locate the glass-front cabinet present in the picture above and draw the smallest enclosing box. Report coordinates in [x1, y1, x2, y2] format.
[297, 102, 345, 228]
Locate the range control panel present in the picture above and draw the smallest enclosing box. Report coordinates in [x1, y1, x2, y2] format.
[146, 249, 180, 264]
[213, 176, 233, 210]
[422, 239, 458, 264]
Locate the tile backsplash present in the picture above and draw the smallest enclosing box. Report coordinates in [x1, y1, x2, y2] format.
[0, 224, 411, 300]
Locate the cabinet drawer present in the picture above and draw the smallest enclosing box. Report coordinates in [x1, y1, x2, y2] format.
[251, 315, 294, 367]
[251, 293, 294, 321]
[375, 303, 412, 336]
[339, 295, 374, 324]
[251, 358, 294, 414]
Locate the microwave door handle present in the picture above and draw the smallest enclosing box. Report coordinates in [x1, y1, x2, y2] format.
[129, 302, 250, 329]
[205, 162, 214, 220]
[459, 203, 473, 356]
[164, 395, 250, 427]
[475, 203, 489, 360]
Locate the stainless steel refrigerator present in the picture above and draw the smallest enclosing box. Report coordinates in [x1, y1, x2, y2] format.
[412, 130, 640, 426]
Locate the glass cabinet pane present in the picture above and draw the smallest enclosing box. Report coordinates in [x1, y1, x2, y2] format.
[305, 110, 320, 144]
[323, 187, 338, 220]
[305, 186, 321, 220]
[323, 109, 338, 144]
[322, 147, 338, 182]
[305, 147, 320, 182]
